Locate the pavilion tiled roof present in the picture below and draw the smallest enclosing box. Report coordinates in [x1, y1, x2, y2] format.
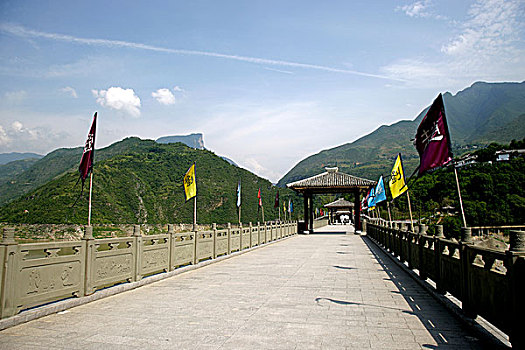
[286, 167, 376, 190]
[324, 198, 354, 208]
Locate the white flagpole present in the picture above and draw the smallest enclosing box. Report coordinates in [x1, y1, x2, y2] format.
[88, 171, 93, 226]
[454, 166, 467, 227]
[406, 190, 414, 231]
[193, 196, 197, 231]
[386, 199, 392, 227]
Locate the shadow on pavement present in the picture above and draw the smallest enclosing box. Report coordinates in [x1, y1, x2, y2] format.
[360, 236, 508, 350]
[332, 265, 356, 270]
[315, 297, 417, 316]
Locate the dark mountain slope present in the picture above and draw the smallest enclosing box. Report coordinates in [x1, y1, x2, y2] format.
[278, 81, 525, 186]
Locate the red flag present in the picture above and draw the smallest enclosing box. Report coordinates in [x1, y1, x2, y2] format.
[274, 191, 279, 208]
[79, 112, 97, 184]
[257, 188, 262, 207]
[415, 94, 453, 175]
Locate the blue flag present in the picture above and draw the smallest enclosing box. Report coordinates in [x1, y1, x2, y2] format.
[236, 180, 241, 207]
[374, 176, 387, 205]
[367, 187, 376, 209]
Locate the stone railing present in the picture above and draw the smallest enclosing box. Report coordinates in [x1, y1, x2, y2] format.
[365, 219, 525, 349]
[313, 218, 329, 229]
[470, 225, 525, 237]
[0, 221, 297, 319]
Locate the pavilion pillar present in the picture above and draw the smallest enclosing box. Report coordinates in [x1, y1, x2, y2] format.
[303, 192, 310, 234]
[309, 193, 314, 232]
[354, 190, 361, 231]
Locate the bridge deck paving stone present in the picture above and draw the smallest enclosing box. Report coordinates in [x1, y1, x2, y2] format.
[0, 225, 495, 349]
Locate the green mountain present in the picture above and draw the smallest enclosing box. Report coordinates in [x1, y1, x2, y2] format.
[278, 81, 525, 186]
[0, 137, 160, 206]
[157, 133, 239, 166]
[0, 158, 40, 183]
[406, 140, 525, 237]
[0, 139, 299, 224]
[0, 152, 42, 165]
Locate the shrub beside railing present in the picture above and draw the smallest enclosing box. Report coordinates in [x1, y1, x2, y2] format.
[365, 219, 525, 349]
[0, 221, 297, 319]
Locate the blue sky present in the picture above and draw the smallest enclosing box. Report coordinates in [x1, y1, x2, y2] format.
[1, 0, 524, 182]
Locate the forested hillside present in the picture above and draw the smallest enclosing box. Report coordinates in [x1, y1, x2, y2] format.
[278, 81, 525, 186]
[0, 140, 300, 224]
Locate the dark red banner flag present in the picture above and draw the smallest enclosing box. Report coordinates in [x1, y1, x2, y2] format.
[79, 112, 97, 184]
[274, 191, 279, 208]
[415, 94, 453, 175]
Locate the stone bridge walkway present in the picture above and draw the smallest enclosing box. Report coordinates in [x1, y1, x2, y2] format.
[1, 226, 493, 349]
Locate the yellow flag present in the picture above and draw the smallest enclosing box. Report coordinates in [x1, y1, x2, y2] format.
[183, 163, 197, 201]
[389, 154, 408, 200]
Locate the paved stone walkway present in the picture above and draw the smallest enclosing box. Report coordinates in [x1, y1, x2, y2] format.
[0, 226, 492, 349]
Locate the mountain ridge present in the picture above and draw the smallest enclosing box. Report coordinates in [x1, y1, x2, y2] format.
[156, 133, 205, 149]
[0, 140, 297, 224]
[0, 152, 43, 165]
[277, 81, 525, 186]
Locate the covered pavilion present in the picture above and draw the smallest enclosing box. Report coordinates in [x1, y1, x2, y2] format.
[324, 198, 354, 224]
[287, 167, 376, 233]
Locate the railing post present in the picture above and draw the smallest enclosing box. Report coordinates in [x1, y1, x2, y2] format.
[249, 222, 253, 248]
[460, 227, 476, 318]
[362, 219, 367, 234]
[133, 225, 142, 281]
[257, 222, 261, 245]
[461, 226, 473, 243]
[419, 224, 427, 280]
[168, 224, 175, 271]
[509, 230, 525, 252]
[435, 225, 446, 294]
[436, 224, 444, 238]
[212, 223, 217, 259]
[507, 231, 525, 349]
[193, 226, 198, 264]
[227, 223, 231, 255]
[83, 225, 95, 295]
[0, 227, 19, 318]
[239, 223, 243, 250]
[405, 224, 414, 270]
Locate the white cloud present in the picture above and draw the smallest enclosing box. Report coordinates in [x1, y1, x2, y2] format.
[152, 88, 175, 105]
[398, 0, 431, 18]
[0, 23, 401, 82]
[4, 90, 27, 104]
[60, 86, 78, 98]
[264, 67, 294, 75]
[11, 121, 23, 132]
[10, 121, 37, 139]
[92, 87, 141, 117]
[0, 120, 58, 152]
[385, 0, 525, 88]
[397, 0, 445, 19]
[173, 86, 184, 92]
[200, 100, 368, 182]
[441, 0, 522, 57]
[0, 126, 10, 146]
